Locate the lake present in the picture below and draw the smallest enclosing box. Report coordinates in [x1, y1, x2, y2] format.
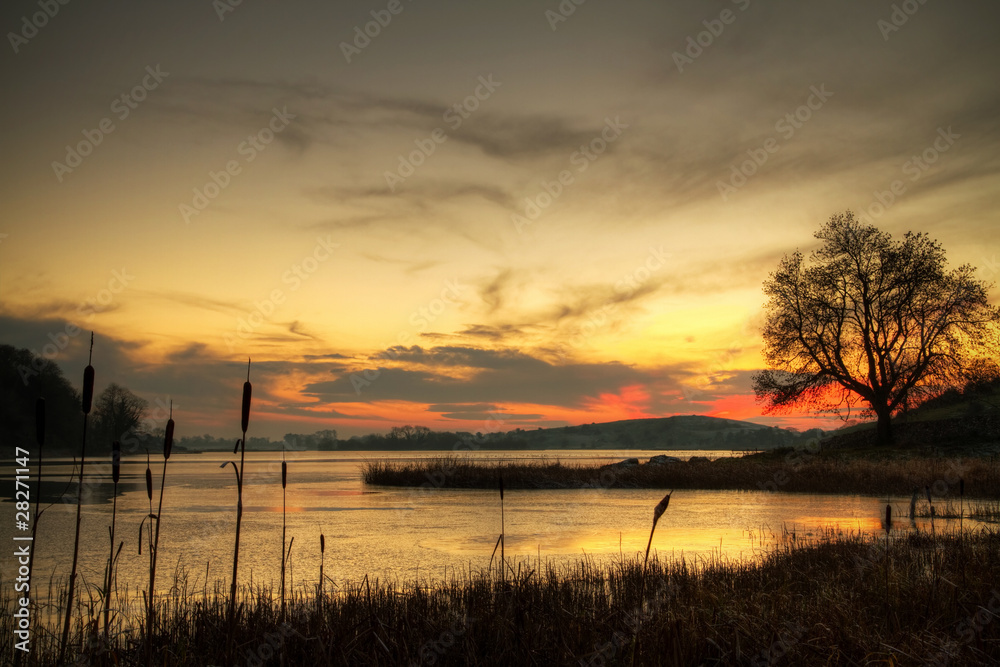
[1, 449, 956, 597]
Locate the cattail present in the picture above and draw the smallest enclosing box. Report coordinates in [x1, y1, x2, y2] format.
[164, 418, 174, 460]
[60, 333, 94, 664]
[885, 504, 892, 533]
[112, 441, 121, 484]
[228, 360, 252, 660]
[318, 531, 326, 608]
[234, 439, 241, 454]
[241, 360, 252, 435]
[147, 407, 174, 662]
[635, 490, 674, 666]
[280, 454, 288, 621]
[924, 485, 932, 504]
[499, 475, 505, 570]
[35, 398, 45, 446]
[653, 491, 672, 525]
[105, 439, 122, 641]
[82, 365, 95, 415]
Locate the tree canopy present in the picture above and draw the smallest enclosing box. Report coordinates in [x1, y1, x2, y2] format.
[0, 344, 82, 454]
[752, 212, 1000, 444]
[93, 383, 149, 449]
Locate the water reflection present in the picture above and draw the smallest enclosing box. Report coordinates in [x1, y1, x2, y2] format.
[0, 450, 983, 595]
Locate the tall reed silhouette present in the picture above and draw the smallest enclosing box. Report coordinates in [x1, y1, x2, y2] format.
[489, 475, 507, 576]
[280, 453, 290, 622]
[318, 531, 326, 612]
[632, 490, 672, 667]
[224, 360, 252, 656]
[59, 333, 94, 664]
[102, 439, 123, 642]
[145, 404, 174, 661]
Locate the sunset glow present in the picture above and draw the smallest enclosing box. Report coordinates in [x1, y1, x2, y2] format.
[2, 0, 997, 439]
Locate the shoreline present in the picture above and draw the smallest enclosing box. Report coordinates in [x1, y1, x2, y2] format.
[361, 452, 1000, 498]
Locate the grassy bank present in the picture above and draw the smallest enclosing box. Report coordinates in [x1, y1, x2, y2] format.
[3, 529, 998, 665]
[361, 454, 1000, 498]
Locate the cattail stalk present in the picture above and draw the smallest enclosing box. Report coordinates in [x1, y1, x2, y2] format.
[146, 405, 174, 661]
[500, 475, 505, 574]
[281, 455, 288, 622]
[632, 490, 672, 667]
[60, 333, 94, 664]
[227, 360, 252, 657]
[318, 532, 326, 609]
[103, 440, 123, 642]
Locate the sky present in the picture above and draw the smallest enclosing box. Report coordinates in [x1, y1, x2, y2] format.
[1, 0, 998, 440]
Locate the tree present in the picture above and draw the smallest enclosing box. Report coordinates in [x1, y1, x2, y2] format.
[388, 425, 431, 441]
[752, 212, 1000, 445]
[0, 345, 82, 454]
[93, 383, 149, 448]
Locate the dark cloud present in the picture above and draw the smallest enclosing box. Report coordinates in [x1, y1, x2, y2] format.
[305, 344, 666, 407]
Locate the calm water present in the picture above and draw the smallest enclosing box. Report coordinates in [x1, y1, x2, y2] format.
[0, 450, 956, 596]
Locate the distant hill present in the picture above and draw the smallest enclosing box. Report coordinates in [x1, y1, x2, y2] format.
[168, 415, 821, 452]
[482, 415, 821, 452]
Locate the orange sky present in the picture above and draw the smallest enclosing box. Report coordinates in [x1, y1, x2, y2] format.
[1, 0, 998, 439]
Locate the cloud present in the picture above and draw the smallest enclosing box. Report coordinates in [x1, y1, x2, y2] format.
[305, 344, 667, 407]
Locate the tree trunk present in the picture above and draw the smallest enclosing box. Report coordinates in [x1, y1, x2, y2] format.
[876, 407, 893, 446]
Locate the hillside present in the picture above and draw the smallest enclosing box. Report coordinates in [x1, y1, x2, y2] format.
[817, 381, 1000, 456]
[487, 415, 819, 451]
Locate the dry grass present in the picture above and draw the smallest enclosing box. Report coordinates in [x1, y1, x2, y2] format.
[3, 528, 999, 665]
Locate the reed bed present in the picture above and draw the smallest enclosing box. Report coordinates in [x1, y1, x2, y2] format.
[3, 528, 998, 665]
[362, 455, 1000, 498]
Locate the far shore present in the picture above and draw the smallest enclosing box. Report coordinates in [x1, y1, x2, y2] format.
[361, 451, 1000, 500]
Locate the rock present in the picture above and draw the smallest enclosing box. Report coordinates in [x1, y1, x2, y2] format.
[646, 455, 681, 465]
[610, 457, 640, 467]
[687, 456, 710, 464]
